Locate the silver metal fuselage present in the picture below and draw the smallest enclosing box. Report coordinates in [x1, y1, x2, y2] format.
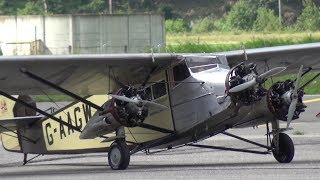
[161, 55, 274, 148]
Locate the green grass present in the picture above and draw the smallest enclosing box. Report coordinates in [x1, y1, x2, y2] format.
[32, 95, 73, 102]
[166, 32, 320, 45]
[166, 35, 320, 53]
[264, 72, 320, 94]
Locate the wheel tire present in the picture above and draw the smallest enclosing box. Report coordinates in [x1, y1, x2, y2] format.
[272, 133, 294, 163]
[108, 140, 130, 170]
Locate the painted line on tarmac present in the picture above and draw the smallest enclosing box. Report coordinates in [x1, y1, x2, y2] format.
[304, 98, 320, 104]
[206, 134, 320, 141]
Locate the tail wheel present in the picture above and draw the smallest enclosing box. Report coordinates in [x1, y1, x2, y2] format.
[108, 139, 130, 170]
[272, 133, 295, 163]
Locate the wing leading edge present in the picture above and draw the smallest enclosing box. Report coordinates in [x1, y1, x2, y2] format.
[225, 42, 320, 74]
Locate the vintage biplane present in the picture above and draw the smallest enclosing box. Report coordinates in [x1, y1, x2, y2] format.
[1, 43, 320, 170]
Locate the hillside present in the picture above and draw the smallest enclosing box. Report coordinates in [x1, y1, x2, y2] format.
[133, 0, 320, 25]
[1, 0, 320, 24]
[152, 0, 305, 24]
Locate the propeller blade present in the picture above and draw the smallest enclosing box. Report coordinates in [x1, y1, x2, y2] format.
[287, 98, 297, 128]
[229, 79, 256, 93]
[229, 67, 286, 93]
[259, 67, 286, 79]
[109, 95, 138, 104]
[110, 95, 168, 110]
[141, 100, 168, 110]
[287, 65, 303, 128]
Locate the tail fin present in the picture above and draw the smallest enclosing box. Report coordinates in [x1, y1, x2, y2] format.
[0, 95, 36, 152]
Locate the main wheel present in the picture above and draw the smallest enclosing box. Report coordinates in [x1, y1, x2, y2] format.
[272, 133, 294, 163]
[108, 140, 130, 170]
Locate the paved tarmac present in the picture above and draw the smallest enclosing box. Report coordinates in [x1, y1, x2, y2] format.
[0, 96, 319, 179]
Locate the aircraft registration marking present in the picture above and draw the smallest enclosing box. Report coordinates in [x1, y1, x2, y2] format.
[42, 95, 112, 151]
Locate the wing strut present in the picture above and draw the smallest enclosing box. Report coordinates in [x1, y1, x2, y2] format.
[0, 125, 38, 144]
[20, 68, 104, 111]
[0, 91, 81, 132]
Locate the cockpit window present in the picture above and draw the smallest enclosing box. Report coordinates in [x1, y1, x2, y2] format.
[186, 56, 228, 73]
[152, 80, 167, 99]
[173, 62, 190, 84]
[189, 64, 217, 73]
[187, 56, 221, 67]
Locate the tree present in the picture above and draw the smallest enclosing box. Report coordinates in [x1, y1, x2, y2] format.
[224, 0, 282, 31]
[225, 0, 257, 30]
[165, 19, 189, 33]
[254, 7, 281, 31]
[0, 0, 25, 15]
[46, 0, 82, 14]
[296, 0, 320, 31]
[17, 1, 44, 15]
[192, 17, 215, 33]
[79, 0, 107, 14]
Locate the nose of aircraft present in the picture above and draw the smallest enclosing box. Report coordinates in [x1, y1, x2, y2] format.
[192, 68, 229, 94]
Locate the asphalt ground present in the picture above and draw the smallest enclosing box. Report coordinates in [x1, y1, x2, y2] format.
[0, 96, 320, 179]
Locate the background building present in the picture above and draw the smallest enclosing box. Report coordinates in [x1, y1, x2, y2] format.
[0, 14, 165, 55]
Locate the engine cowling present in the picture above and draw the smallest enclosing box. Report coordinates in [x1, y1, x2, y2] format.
[104, 86, 148, 127]
[267, 80, 306, 121]
[226, 63, 267, 105]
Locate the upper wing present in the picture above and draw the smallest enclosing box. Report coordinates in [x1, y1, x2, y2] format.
[225, 42, 320, 74]
[0, 54, 177, 95]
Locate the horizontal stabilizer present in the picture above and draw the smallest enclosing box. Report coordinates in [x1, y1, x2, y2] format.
[0, 116, 43, 133]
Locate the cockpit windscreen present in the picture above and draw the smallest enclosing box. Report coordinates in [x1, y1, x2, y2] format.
[186, 56, 226, 73]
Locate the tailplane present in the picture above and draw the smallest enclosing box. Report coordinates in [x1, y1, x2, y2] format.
[0, 95, 38, 152]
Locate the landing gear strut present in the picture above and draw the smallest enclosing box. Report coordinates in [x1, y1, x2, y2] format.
[270, 119, 295, 163]
[108, 127, 130, 170]
[272, 133, 295, 163]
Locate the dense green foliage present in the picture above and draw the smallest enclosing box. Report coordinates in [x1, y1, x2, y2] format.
[165, 19, 189, 33]
[253, 8, 280, 31]
[225, 0, 257, 31]
[1, 0, 320, 32]
[0, 0, 168, 15]
[165, 0, 320, 33]
[296, 0, 320, 31]
[192, 17, 215, 33]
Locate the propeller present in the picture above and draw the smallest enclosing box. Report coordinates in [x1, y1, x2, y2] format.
[286, 65, 303, 128]
[229, 67, 286, 93]
[109, 94, 168, 111]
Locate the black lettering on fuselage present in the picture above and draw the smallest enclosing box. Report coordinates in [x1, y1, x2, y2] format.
[67, 112, 74, 135]
[59, 116, 67, 139]
[82, 104, 92, 123]
[45, 122, 54, 145]
[43, 103, 96, 143]
[74, 107, 82, 129]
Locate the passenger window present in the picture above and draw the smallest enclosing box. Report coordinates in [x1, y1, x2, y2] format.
[173, 63, 190, 84]
[152, 80, 167, 99]
[144, 86, 153, 100]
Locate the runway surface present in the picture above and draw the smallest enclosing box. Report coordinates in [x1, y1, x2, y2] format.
[0, 96, 320, 179]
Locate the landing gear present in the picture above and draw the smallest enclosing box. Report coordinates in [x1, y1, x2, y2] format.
[23, 153, 28, 165]
[272, 133, 295, 163]
[108, 139, 130, 170]
[108, 127, 130, 170]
